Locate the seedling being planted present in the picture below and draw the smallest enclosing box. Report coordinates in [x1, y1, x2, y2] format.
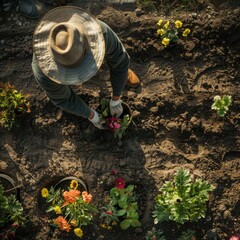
[211, 95, 232, 117]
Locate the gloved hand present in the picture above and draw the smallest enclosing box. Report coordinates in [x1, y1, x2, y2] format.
[109, 99, 123, 117]
[88, 109, 105, 129]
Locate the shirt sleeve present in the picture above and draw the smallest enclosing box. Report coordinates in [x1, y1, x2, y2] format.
[98, 20, 130, 96]
[32, 54, 91, 119]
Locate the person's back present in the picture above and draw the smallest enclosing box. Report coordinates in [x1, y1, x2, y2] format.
[32, 6, 140, 129]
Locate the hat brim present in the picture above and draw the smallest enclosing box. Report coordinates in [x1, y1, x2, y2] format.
[33, 6, 105, 85]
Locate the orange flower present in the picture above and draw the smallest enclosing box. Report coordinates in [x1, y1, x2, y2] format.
[54, 216, 71, 232]
[62, 189, 80, 203]
[82, 191, 93, 203]
[70, 219, 78, 226]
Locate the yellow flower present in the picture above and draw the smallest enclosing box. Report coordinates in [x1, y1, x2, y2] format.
[162, 38, 170, 47]
[157, 29, 166, 36]
[175, 20, 183, 28]
[54, 206, 61, 214]
[74, 228, 83, 238]
[100, 224, 106, 228]
[157, 19, 163, 26]
[70, 180, 78, 189]
[70, 219, 78, 226]
[41, 188, 49, 198]
[163, 20, 170, 29]
[182, 28, 191, 37]
[104, 195, 111, 202]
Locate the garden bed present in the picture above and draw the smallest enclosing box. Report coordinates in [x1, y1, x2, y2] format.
[0, 0, 239, 239]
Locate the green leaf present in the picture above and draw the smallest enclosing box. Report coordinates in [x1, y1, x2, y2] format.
[117, 209, 126, 216]
[118, 199, 127, 209]
[102, 108, 109, 117]
[120, 219, 131, 230]
[174, 167, 191, 197]
[126, 185, 134, 192]
[130, 219, 141, 227]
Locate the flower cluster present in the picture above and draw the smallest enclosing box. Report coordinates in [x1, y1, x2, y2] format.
[100, 173, 141, 230]
[41, 179, 97, 238]
[230, 237, 239, 240]
[97, 98, 131, 139]
[105, 117, 121, 131]
[156, 19, 191, 47]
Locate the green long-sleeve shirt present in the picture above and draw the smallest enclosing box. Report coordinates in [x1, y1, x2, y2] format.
[32, 20, 130, 118]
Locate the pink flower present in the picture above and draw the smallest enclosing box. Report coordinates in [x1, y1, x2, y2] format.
[230, 237, 240, 240]
[106, 211, 113, 215]
[106, 117, 121, 132]
[115, 178, 125, 189]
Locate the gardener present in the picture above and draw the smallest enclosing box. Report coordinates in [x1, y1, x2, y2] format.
[32, 6, 140, 129]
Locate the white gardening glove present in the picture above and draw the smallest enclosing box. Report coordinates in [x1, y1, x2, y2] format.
[109, 99, 123, 117]
[89, 109, 105, 129]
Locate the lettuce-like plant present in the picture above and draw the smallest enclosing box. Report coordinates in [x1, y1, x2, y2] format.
[211, 95, 232, 117]
[153, 168, 214, 224]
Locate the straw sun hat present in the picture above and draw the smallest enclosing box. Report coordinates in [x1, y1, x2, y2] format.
[33, 6, 105, 85]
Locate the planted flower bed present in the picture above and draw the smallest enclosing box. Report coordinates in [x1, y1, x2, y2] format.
[0, 0, 240, 240]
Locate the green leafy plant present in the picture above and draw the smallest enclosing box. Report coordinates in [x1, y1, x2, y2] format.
[177, 229, 196, 240]
[100, 177, 141, 230]
[211, 95, 232, 117]
[0, 82, 31, 130]
[145, 227, 166, 240]
[156, 19, 191, 47]
[0, 184, 26, 240]
[153, 167, 214, 224]
[41, 179, 97, 238]
[97, 98, 131, 139]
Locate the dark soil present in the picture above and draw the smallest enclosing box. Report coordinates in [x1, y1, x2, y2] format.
[0, 0, 239, 240]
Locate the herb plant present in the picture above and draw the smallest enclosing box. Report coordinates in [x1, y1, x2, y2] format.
[211, 95, 232, 117]
[153, 168, 214, 224]
[100, 177, 141, 230]
[0, 184, 26, 240]
[156, 19, 190, 47]
[0, 82, 31, 130]
[97, 98, 131, 139]
[41, 180, 97, 238]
